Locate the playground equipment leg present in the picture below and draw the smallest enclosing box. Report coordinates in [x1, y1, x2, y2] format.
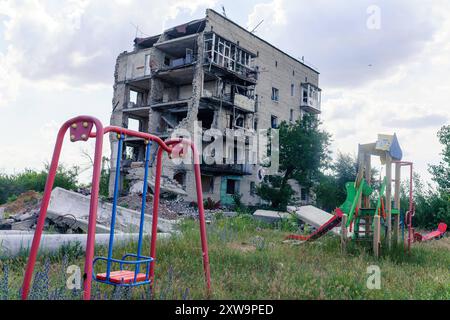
[149, 140, 211, 294]
[149, 147, 164, 290]
[385, 154, 392, 249]
[373, 215, 381, 258]
[21, 116, 103, 300]
[341, 214, 348, 254]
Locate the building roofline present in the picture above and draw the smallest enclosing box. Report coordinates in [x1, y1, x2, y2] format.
[206, 8, 320, 75]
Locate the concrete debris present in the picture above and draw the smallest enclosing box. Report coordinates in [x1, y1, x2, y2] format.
[0, 191, 40, 231]
[125, 167, 187, 196]
[148, 175, 187, 196]
[253, 210, 290, 224]
[0, 232, 171, 257]
[129, 180, 145, 194]
[287, 205, 358, 237]
[48, 187, 177, 234]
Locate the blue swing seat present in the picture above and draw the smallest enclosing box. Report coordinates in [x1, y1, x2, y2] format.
[92, 135, 155, 288]
[93, 254, 153, 286]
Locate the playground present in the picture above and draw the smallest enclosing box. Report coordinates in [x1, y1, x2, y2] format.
[1, 214, 449, 300]
[0, 116, 447, 300]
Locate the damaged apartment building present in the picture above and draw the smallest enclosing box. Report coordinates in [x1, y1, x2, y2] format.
[109, 9, 322, 206]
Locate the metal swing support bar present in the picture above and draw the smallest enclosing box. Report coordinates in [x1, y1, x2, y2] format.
[21, 116, 211, 300]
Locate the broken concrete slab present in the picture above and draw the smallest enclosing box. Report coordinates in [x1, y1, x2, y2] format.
[0, 230, 34, 235]
[129, 180, 145, 194]
[290, 206, 340, 236]
[46, 213, 112, 234]
[48, 187, 177, 234]
[148, 176, 187, 196]
[253, 210, 290, 224]
[0, 232, 171, 257]
[11, 219, 36, 231]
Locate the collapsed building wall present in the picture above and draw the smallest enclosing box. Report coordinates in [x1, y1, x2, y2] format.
[108, 9, 322, 206]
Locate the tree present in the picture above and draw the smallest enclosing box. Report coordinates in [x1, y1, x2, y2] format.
[0, 165, 79, 205]
[429, 125, 450, 193]
[257, 114, 331, 210]
[314, 152, 357, 211]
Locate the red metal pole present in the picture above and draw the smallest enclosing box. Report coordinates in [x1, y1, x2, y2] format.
[149, 147, 164, 288]
[82, 119, 104, 300]
[21, 122, 68, 300]
[21, 116, 103, 300]
[191, 144, 211, 294]
[165, 139, 211, 294]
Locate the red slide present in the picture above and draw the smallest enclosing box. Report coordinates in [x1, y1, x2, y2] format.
[286, 208, 344, 242]
[414, 223, 447, 242]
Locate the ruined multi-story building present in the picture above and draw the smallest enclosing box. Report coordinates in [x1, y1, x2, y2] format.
[109, 9, 321, 206]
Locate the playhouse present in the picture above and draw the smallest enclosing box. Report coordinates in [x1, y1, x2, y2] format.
[288, 133, 446, 257]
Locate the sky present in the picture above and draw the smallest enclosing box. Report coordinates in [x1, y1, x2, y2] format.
[0, 0, 449, 186]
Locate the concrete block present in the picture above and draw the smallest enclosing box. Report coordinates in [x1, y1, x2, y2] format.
[48, 188, 177, 234]
[0, 233, 171, 257]
[253, 210, 290, 223]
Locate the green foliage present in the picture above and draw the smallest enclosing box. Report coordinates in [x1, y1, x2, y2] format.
[429, 125, 450, 192]
[99, 157, 110, 198]
[0, 165, 79, 205]
[408, 125, 450, 229]
[257, 115, 331, 210]
[401, 173, 450, 229]
[314, 153, 357, 211]
[278, 114, 332, 189]
[256, 175, 294, 210]
[2, 215, 449, 300]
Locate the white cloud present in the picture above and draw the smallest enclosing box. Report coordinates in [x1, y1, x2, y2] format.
[0, 0, 216, 107]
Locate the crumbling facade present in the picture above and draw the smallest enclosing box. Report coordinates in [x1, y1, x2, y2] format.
[109, 9, 322, 206]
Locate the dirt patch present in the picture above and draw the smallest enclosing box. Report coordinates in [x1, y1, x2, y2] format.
[228, 242, 257, 253]
[0, 191, 41, 216]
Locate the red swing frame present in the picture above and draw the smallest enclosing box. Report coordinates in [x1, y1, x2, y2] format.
[21, 115, 211, 300]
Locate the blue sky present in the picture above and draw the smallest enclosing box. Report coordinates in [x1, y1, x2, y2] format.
[0, 0, 449, 186]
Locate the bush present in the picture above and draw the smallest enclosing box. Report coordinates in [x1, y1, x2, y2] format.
[401, 174, 450, 229]
[256, 176, 294, 211]
[203, 197, 221, 210]
[0, 165, 79, 205]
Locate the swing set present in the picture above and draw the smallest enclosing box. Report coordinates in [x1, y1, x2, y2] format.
[21, 115, 211, 300]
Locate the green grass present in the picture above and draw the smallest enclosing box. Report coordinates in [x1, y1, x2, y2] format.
[1, 215, 449, 300]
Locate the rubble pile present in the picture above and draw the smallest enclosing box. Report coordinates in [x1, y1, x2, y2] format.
[0, 191, 41, 231]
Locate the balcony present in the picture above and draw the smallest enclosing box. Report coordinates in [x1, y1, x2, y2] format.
[203, 32, 258, 84]
[300, 83, 321, 114]
[120, 49, 153, 85]
[202, 90, 255, 113]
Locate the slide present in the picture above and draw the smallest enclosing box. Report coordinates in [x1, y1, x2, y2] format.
[286, 208, 344, 242]
[414, 223, 447, 242]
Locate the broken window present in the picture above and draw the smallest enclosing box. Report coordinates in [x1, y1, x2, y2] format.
[271, 88, 279, 102]
[129, 90, 138, 106]
[204, 33, 255, 78]
[201, 175, 214, 193]
[198, 110, 214, 129]
[250, 182, 256, 196]
[235, 115, 244, 128]
[173, 172, 186, 188]
[127, 118, 141, 132]
[226, 179, 239, 195]
[271, 115, 278, 129]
